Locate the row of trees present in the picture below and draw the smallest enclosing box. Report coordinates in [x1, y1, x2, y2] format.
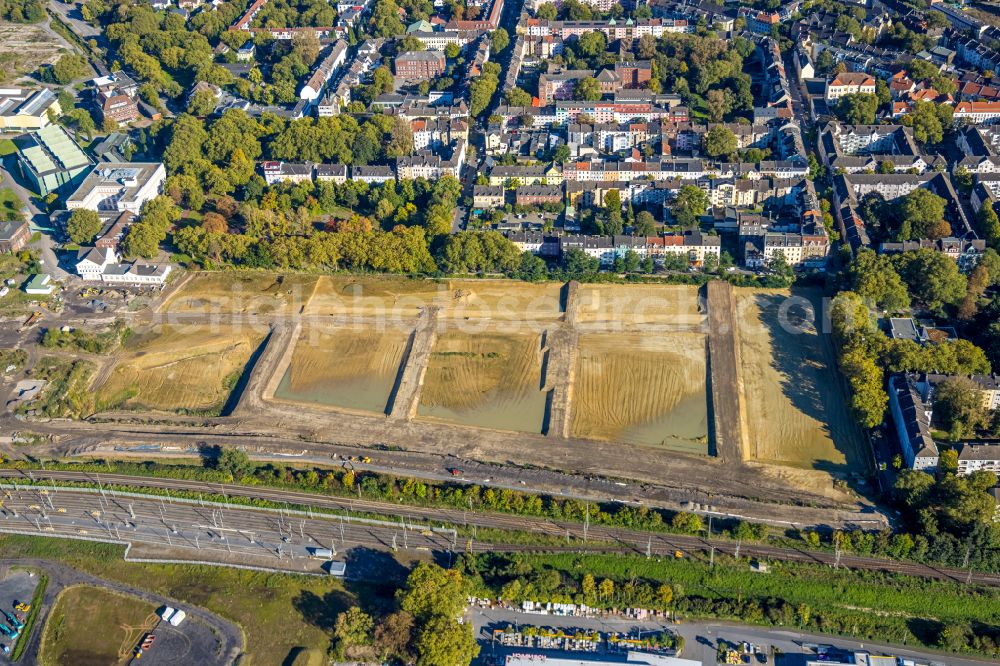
[470, 61, 501, 117]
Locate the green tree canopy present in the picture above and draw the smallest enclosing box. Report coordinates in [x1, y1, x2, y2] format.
[849, 249, 910, 312]
[836, 93, 879, 125]
[670, 185, 708, 228]
[898, 188, 948, 241]
[504, 87, 532, 107]
[893, 248, 967, 313]
[573, 76, 601, 101]
[66, 209, 102, 245]
[704, 125, 738, 160]
[934, 377, 991, 440]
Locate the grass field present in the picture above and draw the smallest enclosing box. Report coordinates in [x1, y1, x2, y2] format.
[1, 535, 359, 666]
[734, 288, 867, 472]
[570, 333, 708, 453]
[0, 21, 71, 83]
[274, 325, 410, 414]
[95, 325, 265, 414]
[575, 284, 704, 328]
[418, 330, 546, 432]
[160, 272, 318, 315]
[39, 585, 156, 666]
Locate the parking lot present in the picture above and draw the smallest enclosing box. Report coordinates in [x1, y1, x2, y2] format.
[0, 568, 40, 664]
[124, 611, 223, 666]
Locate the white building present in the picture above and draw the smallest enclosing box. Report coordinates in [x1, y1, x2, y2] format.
[825, 72, 876, 101]
[66, 163, 166, 214]
[75, 246, 171, 286]
[954, 101, 1000, 125]
[76, 247, 118, 280]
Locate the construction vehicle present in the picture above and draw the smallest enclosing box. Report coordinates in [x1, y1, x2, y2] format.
[13, 601, 29, 612]
[673, 550, 684, 558]
[20, 311, 41, 331]
[0, 622, 19, 640]
[2, 610, 23, 630]
[361, 456, 372, 464]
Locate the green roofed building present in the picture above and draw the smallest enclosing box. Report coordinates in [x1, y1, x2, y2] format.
[406, 19, 433, 33]
[14, 124, 93, 196]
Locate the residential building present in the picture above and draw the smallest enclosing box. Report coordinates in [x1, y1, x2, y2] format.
[825, 72, 876, 101]
[92, 72, 140, 123]
[0, 220, 30, 253]
[394, 51, 446, 80]
[65, 163, 167, 214]
[315, 164, 348, 184]
[957, 443, 1000, 475]
[879, 237, 986, 273]
[954, 101, 1000, 124]
[0, 88, 61, 131]
[260, 161, 314, 185]
[14, 124, 93, 196]
[300, 40, 348, 102]
[350, 165, 395, 184]
[515, 185, 563, 206]
[236, 43, 256, 61]
[888, 373, 939, 471]
[473, 185, 505, 209]
[889, 372, 1000, 472]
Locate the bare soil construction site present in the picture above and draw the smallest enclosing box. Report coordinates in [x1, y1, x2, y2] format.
[8, 272, 875, 515]
[94, 324, 267, 415]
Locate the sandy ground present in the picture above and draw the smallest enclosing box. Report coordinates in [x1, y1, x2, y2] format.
[0, 21, 70, 83]
[274, 324, 410, 414]
[94, 325, 265, 413]
[734, 288, 867, 473]
[570, 332, 709, 453]
[437, 280, 564, 324]
[575, 284, 705, 329]
[418, 330, 546, 432]
[158, 272, 318, 316]
[304, 275, 447, 319]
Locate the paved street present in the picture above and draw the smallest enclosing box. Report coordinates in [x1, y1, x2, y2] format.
[0, 160, 69, 280]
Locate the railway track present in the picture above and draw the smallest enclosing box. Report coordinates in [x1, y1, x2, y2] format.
[2, 469, 997, 586]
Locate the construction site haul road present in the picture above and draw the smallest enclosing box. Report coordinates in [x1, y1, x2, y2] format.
[1, 273, 874, 531]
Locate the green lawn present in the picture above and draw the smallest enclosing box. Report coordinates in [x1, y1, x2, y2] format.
[0, 535, 356, 666]
[39, 585, 155, 666]
[0, 138, 16, 157]
[0, 186, 23, 219]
